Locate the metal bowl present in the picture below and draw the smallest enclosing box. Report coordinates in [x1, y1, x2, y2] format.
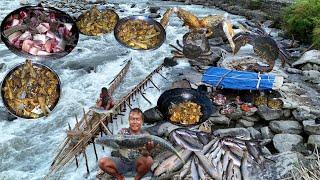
[1, 62, 61, 119]
[76, 9, 119, 36]
[157, 88, 214, 127]
[0, 5, 79, 60]
[114, 15, 166, 50]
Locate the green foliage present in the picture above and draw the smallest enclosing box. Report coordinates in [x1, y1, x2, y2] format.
[247, 0, 262, 10]
[282, 0, 320, 48]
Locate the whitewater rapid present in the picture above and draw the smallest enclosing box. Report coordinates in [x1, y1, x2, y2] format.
[0, 1, 245, 179]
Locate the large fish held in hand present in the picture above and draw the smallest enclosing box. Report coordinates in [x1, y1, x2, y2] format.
[96, 134, 184, 162]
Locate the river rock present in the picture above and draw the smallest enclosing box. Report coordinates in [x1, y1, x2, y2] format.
[143, 107, 163, 124]
[0, 107, 17, 121]
[303, 120, 320, 135]
[171, 79, 191, 89]
[213, 128, 251, 139]
[285, 67, 302, 74]
[292, 50, 320, 68]
[148, 13, 161, 19]
[273, 134, 303, 153]
[207, 114, 230, 125]
[247, 127, 262, 139]
[261, 126, 274, 139]
[251, 151, 303, 179]
[257, 105, 283, 121]
[149, 6, 160, 13]
[238, 119, 254, 127]
[307, 135, 320, 147]
[292, 107, 317, 121]
[269, 120, 302, 134]
[302, 70, 320, 84]
[261, 146, 272, 155]
[242, 115, 260, 122]
[283, 109, 291, 118]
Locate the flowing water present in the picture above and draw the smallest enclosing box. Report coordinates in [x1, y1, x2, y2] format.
[0, 0, 246, 179]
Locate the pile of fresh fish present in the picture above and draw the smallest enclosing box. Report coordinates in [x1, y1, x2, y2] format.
[151, 128, 269, 179]
[3, 8, 76, 56]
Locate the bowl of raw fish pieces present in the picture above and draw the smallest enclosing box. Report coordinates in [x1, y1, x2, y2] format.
[0, 5, 79, 60]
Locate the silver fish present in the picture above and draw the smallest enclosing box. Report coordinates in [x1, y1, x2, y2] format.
[191, 157, 200, 180]
[245, 141, 264, 165]
[154, 149, 192, 177]
[195, 157, 206, 180]
[212, 147, 223, 166]
[171, 131, 203, 151]
[226, 159, 234, 180]
[179, 160, 191, 179]
[202, 137, 219, 155]
[195, 151, 221, 180]
[223, 151, 231, 171]
[217, 161, 223, 179]
[233, 165, 242, 180]
[241, 151, 250, 180]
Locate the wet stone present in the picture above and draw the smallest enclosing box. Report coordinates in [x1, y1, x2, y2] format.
[303, 120, 320, 135]
[238, 119, 254, 127]
[207, 114, 230, 125]
[257, 105, 283, 121]
[307, 135, 320, 147]
[242, 115, 260, 122]
[292, 107, 317, 122]
[269, 120, 302, 134]
[247, 127, 262, 139]
[149, 6, 160, 13]
[261, 126, 274, 139]
[213, 128, 251, 139]
[273, 134, 304, 153]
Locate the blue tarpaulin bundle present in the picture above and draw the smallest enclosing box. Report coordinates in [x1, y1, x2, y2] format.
[202, 67, 283, 90]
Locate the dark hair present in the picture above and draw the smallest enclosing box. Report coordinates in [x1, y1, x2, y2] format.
[101, 87, 108, 93]
[129, 108, 144, 121]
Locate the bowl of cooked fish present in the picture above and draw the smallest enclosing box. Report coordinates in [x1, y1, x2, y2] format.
[157, 88, 214, 126]
[114, 15, 166, 50]
[1, 60, 61, 119]
[0, 5, 79, 60]
[76, 5, 119, 36]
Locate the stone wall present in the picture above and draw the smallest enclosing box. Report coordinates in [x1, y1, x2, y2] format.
[166, 0, 294, 24]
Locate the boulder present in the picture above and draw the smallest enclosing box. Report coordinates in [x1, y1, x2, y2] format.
[302, 70, 320, 84]
[292, 107, 317, 121]
[273, 134, 303, 153]
[171, 79, 191, 89]
[307, 135, 320, 147]
[242, 115, 260, 122]
[247, 127, 262, 139]
[269, 120, 302, 134]
[257, 105, 283, 121]
[303, 120, 320, 135]
[238, 119, 254, 127]
[207, 114, 230, 125]
[292, 50, 320, 67]
[213, 128, 251, 140]
[261, 126, 274, 139]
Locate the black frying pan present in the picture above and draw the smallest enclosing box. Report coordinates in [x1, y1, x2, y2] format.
[0, 4, 79, 60]
[157, 88, 214, 126]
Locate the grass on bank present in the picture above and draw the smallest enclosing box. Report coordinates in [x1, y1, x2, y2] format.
[289, 146, 320, 180]
[282, 0, 320, 49]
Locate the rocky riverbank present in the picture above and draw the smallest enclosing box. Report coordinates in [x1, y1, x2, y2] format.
[164, 0, 294, 24]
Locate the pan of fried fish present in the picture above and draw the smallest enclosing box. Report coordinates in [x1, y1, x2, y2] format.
[157, 88, 214, 126]
[1, 60, 61, 119]
[114, 15, 166, 50]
